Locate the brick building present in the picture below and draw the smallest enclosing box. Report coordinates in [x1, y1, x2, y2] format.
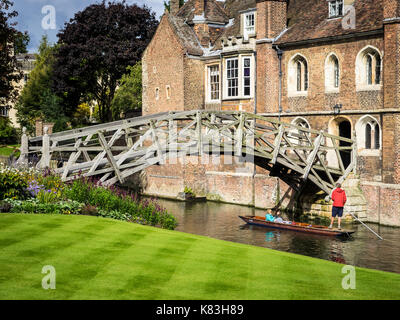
[142, 0, 400, 226]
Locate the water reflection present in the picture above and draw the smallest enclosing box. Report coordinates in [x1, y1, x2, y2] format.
[156, 198, 400, 274]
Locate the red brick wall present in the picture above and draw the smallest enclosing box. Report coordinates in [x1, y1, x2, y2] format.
[142, 15, 185, 115]
[256, 0, 287, 39]
[277, 36, 384, 113]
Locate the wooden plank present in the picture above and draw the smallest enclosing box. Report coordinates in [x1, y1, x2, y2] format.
[271, 125, 284, 165]
[302, 134, 322, 180]
[235, 113, 245, 156]
[98, 131, 125, 184]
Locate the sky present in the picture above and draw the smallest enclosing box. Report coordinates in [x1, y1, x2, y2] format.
[11, 0, 166, 52]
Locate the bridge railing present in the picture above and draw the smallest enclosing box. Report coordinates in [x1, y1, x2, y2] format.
[18, 110, 356, 195]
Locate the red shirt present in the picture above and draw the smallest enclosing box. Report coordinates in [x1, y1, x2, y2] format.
[332, 188, 347, 208]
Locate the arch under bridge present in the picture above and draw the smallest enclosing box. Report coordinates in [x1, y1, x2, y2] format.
[21, 110, 356, 195]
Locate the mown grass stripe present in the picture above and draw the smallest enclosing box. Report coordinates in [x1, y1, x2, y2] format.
[0, 214, 400, 300]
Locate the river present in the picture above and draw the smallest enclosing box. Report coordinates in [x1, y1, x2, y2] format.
[155, 198, 400, 274]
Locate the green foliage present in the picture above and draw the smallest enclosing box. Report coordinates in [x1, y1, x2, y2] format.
[65, 177, 177, 230]
[111, 62, 142, 120]
[0, 166, 177, 230]
[52, 2, 158, 123]
[184, 186, 195, 197]
[0, 0, 23, 109]
[6, 198, 84, 215]
[0, 166, 28, 200]
[0, 117, 18, 145]
[164, 0, 185, 12]
[14, 31, 30, 54]
[15, 36, 67, 134]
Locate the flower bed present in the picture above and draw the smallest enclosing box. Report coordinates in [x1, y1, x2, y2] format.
[0, 165, 178, 230]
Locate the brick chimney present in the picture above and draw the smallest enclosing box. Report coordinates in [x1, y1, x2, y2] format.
[192, 0, 210, 47]
[384, 0, 400, 20]
[256, 0, 287, 39]
[194, 0, 206, 17]
[170, 0, 180, 15]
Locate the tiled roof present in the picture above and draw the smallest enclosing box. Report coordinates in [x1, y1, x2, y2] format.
[177, 0, 230, 24]
[276, 0, 384, 45]
[212, 0, 256, 50]
[167, 14, 204, 56]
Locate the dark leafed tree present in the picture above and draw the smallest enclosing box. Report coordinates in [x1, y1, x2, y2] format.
[164, 0, 185, 12]
[53, 1, 158, 123]
[0, 0, 23, 109]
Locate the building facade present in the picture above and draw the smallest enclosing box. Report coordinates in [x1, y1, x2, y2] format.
[142, 0, 400, 226]
[1, 53, 36, 128]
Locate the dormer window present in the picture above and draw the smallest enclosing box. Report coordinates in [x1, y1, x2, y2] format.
[243, 11, 256, 39]
[328, 0, 343, 18]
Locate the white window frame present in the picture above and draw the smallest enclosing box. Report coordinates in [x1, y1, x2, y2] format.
[328, 0, 343, 18]
[223, 55, 254, 100]
[243, 11, 256, 38]
[206, 65, 221, 103]
[226, 58, 239, 98]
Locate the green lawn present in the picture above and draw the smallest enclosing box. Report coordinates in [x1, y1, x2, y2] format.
[0, 213, 399, 300]
[0, 145, 20, 157]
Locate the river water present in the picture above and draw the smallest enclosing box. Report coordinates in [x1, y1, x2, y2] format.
[156, 198, 400, 274]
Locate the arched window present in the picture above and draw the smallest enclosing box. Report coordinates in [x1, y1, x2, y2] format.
[356, 46, 382, 90]
[374, 123, 380, 149]
[355, 115, 381, 154]
[290, 117, 311, 148]
[325, 53, 340, 91]
[365, 123, 371, 149]
[289, 54, 309, 94]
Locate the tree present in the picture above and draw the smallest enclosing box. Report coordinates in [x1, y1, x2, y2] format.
[111, 62, 142, 120]
[14, 31, 30, 54]
[15, 36, 65, 133]
[164, 0, 185, 12]
[0, 0, 23, 109]
[52, 1, 158, 123]
[0, 116, 17, 144]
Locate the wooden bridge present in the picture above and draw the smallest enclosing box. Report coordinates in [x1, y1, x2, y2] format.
[19, 110, 356, 195]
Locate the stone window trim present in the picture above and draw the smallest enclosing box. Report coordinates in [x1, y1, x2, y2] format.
[355, 115, 382, 157]
[325, 53, 340, 93]
[355, 45, 383, 92]
[288, 54, 309, 97]
[206, 64, 221, 103]
[288, 117, 311, 145]
[166, 85, 171, 100]
[223, 55, 255, 100]
[155, 87, 160, 101]
[241, 10, 257, 40]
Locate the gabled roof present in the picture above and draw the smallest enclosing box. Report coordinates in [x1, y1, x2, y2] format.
[167, 14, 204, 56]
[177, 0, 230, 24]
[211, 0, 256, 50]
[276, 0, 384, 45]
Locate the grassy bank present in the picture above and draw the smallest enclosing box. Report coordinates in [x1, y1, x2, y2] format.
[0, 213, 399, 300]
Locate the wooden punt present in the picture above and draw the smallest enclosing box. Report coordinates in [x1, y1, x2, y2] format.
[239, 216, 355, 237]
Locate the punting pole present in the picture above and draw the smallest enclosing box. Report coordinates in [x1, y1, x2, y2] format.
[349, 212, 383, 240]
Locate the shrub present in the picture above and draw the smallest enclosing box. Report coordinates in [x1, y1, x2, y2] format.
[81, 204, 98, 216]
[0, 201, 12, 213]
[5, 198, 84, 215]
[0, 166, 29, 200]
[0, 117, 18, 145]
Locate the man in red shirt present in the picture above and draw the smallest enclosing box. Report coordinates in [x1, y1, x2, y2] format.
[329, 183, 347, 229]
